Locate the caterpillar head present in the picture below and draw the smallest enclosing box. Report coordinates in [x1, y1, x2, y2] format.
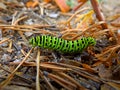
[87, 37, 96, 46]
[29, 37, 37, 47]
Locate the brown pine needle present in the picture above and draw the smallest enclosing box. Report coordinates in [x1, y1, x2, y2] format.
[57, 72, 86, 89]
[0, 38, 11, 44]
[47, 73, 76, 90]
[43, 76, 55, 90]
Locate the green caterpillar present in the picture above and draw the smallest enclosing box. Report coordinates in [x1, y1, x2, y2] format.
[29, 35, 96, 53]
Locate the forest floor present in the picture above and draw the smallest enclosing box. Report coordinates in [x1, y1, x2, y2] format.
[0, 0, 120, 90]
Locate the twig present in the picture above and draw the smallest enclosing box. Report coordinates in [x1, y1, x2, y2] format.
[90, 0, 108, 29]
[36, 49, 41, 90]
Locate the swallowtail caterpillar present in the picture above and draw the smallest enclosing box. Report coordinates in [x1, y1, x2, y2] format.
[29, 35, 96, 53]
